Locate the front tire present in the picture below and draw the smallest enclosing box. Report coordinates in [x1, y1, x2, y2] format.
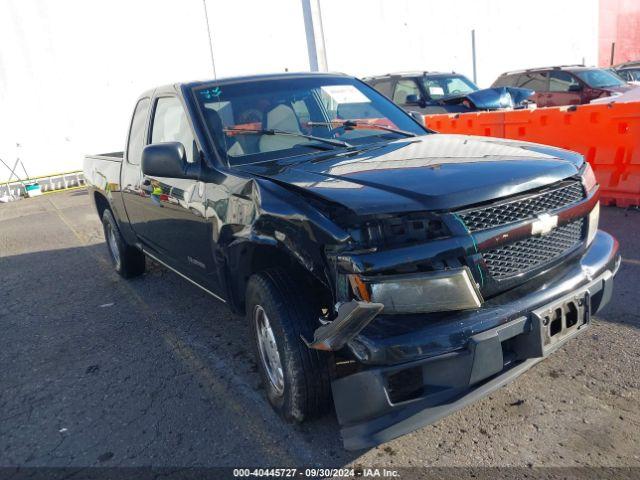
[246, 269, 331, 422]
[102, 209, 145, 278]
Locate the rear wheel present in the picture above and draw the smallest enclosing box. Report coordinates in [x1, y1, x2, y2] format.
[246, 268, 331, 422]
[102, 209, 145, 278]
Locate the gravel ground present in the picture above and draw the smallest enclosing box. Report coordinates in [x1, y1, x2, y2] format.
[0, 190, 639, 473]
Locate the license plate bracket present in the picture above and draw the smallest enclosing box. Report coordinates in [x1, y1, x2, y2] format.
[512, 290, 590, 359]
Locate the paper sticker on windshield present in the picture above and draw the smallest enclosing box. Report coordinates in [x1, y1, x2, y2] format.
[428, 86, 445, 96]
[321, 85, 370, 104]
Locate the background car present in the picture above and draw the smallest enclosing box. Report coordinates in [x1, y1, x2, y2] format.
[365, 71, 479, 113]
[613, 61, 640, 84]
[364, 71, 532, 114]
[492, 65, 635, 107]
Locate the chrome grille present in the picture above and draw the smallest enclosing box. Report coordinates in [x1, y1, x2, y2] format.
[458, 181, 585, 232]
[483, 219, 585, 279]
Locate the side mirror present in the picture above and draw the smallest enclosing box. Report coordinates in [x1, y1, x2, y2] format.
[142, 142, 187, 178]
[568, 84, 583, 92]
[405, 94, 423, 106]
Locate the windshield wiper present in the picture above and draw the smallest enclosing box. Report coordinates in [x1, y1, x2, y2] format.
[222, 127, 353, 149]
[307, 120, 417, 137]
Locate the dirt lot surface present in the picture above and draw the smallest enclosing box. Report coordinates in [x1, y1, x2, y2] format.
[1, 190, 639, 474]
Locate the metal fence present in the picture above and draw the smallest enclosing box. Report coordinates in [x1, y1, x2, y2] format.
[1, 171, 85, 198]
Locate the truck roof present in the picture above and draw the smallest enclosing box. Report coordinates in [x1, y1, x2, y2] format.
[136, 72, 351, 99]
[186, 71, 349, 89]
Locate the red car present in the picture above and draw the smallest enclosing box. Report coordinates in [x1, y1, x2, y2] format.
[492, 65, 634, 107]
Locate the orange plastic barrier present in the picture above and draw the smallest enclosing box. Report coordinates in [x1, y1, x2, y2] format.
[425, 102, 640, 207]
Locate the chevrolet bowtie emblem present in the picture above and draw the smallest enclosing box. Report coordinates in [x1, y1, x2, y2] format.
[531, 213, 558, 236]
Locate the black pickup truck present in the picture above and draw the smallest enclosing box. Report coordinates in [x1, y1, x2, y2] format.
[84, 72, 620, 450]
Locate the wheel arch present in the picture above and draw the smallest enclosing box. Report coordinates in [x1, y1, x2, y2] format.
[93, 191, 111, 219]
[224, 239, 332, 316]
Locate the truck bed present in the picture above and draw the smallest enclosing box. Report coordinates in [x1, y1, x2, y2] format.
[85, 152, 124, 162]
[83, 152, 124, 195]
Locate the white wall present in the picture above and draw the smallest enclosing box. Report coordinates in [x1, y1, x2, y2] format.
[0, 0, 309, 181]
[320, 0, 599, 86]
[0, 0, 599, 181]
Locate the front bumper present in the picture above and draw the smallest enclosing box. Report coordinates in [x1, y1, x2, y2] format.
[332, 230, 620, 450]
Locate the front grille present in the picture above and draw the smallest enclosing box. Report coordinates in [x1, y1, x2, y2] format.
[483, 218, 585, 279]
[458, 181, 585, 232]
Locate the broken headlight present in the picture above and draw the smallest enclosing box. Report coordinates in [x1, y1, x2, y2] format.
[349, 267, 483, 314]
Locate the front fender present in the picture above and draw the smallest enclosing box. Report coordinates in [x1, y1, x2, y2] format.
[220, 177, 351, 312]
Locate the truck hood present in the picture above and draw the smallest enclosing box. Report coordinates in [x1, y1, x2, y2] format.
[440, 87, 534, 110]
[239, 134, 584, 215]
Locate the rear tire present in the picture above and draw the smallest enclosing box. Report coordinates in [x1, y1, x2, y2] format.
[246, 268, 331, 422]
[102, 209, 145, 278]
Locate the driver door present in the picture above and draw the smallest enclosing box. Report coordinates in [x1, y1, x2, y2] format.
[130, 95, 213, 278]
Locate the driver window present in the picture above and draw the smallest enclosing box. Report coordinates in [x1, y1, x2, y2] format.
[151, 97, 197, 163]
[126, 98, 150, 165]
[392, 80, 420, 104]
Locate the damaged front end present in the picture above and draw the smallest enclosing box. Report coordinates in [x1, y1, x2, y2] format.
[305, 209, 484, 354]
[303, 300, 384, 351]
[301, 171, 619, 450]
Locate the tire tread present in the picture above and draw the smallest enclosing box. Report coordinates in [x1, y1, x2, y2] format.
[247, 268, 331, 421]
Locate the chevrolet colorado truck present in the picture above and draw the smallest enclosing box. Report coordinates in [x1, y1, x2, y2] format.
[84, 73, 620, 450]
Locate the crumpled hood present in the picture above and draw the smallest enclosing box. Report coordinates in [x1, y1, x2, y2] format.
[240, 134, 584, 215]
[441, 87, 534, 110]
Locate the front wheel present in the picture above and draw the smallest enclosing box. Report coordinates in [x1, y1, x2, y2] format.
[102, 209, 145, 278]
[246, 269, 331, 422]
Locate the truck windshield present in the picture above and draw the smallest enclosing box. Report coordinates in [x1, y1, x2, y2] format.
[193, 76, 427, 166]
[574, 69, 626, 88]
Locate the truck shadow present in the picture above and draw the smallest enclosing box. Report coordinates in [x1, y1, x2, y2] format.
[0, 243, 361, 467]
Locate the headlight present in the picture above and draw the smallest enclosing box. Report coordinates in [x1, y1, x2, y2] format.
[587, 201, 600, 246]
[351, 267, 483, 314]
[581, 162, 597, 193]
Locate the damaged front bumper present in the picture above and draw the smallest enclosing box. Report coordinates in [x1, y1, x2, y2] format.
[331, 230, 620, 450]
